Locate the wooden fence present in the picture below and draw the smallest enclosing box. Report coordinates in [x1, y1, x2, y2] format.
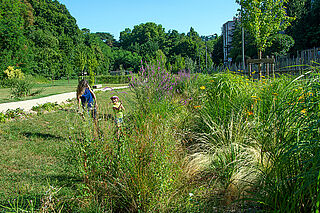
[212, 47, 320, 77]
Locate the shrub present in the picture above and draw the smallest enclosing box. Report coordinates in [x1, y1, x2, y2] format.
[3, 66, 24, 80]
[5, 108, 26, 119]
[1, 66, 25, 88]
[32, 102, 59, 114]
[0, 112, 6, 123]
[96, 75, 130, 84]
[10, 78, 34, 99]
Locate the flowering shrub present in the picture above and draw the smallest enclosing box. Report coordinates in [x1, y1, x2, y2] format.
[129, 61, 196, 113]
[129, 61, 178, 112]
[3, 66, 25, 80]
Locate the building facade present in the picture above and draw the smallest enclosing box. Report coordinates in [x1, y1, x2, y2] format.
[222, 18, 237, 64]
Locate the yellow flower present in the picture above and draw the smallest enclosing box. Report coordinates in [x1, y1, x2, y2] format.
[200, 86, 205, 90]
[194, 105, 201, 109]
[251, 96, 257, 99]
[247, 111, 253, 116]
[252, 71, 256, 74]
[298, 95, 304, 101]
[301, 109, 307, 114]
[272, 93, 278, 96]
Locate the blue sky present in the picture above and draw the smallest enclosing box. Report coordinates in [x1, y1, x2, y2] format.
[57, 0, 239, 40]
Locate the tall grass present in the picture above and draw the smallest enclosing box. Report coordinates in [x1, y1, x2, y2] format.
[66, 62, 196, 212]
[185, 69, 320, 211]
[64, 63, 319, 212]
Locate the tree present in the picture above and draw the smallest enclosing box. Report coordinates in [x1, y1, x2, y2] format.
[236, 0, 294, 59]
[211, 35, 224, 65]
[286, 0, 320, 51]
[95, 32, 116, 47]
[0, 0, 30, 72]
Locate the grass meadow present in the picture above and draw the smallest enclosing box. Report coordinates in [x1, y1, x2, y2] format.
[0, 63, 319, 212]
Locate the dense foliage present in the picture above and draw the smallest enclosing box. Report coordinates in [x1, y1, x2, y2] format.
[0, 0, 222, 84]
[1, 0, 319, 82]
[230, 0, 320, 61]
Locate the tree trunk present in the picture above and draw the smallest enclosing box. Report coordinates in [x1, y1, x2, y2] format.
[258, 49, 262, 78]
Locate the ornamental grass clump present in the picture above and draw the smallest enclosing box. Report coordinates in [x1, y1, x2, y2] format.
[251, 68, 320, 212]
[185, 68, 320, 211]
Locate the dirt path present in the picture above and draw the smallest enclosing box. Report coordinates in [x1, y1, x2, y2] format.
[0, 86, 128, 113]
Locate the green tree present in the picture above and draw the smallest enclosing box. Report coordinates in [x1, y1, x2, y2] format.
[286, 0, 320, 51]
[211, 35, 224, 65]
[0, 0, 31, 73]
[236, 0, 294, 59]
[95, 32, 116, 47]
[119, 22, 166, 61]
[112, 49, 142, 71]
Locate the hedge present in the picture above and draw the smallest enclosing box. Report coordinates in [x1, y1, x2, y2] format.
[96, 75, 130, 84]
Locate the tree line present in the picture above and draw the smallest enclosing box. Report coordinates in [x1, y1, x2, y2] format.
[0, 0, 319, 82]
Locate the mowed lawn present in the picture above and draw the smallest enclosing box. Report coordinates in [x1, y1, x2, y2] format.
[0, 79, 129, 104]
[0, 88, 133, 206]
[0, 110, 79, 203]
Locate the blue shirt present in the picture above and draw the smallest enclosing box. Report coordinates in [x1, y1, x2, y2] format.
[80, 88, 94, 108]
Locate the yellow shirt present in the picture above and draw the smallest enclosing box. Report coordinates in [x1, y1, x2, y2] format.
[113, 102, 123, 118]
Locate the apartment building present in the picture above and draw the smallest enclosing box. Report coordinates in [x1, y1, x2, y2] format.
[222, 18, 237, 63]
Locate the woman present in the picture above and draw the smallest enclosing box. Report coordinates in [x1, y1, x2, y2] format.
[76, 79, 98, 119]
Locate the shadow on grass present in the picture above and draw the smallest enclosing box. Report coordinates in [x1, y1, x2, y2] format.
[44, 174, 83, 188]
[21, 132, 65, 140]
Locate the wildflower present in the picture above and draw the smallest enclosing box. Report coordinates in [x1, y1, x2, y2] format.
[251, 96, 257, 99]
[272, 93, 278, 96]
[252, 71, 256, 74]
[189, 193, 194, 197]
[247, 111, 253, 116]
[194, 105, 201, 109]
[298, 95, 304, 101]
[200, 86, 205, 90]
[301, 109, 307, 114]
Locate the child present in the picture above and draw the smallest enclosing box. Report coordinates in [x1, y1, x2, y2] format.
[110, 96, 125, 138]
[76, 79, 98, 119]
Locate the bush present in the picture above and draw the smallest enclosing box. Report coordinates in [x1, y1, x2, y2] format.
[0, 112, 6, 123]
[10, 78, 34, 99]
[96, 75, 130, 84]
[3, 66, 24, 80]
[32, 102, 59, 114]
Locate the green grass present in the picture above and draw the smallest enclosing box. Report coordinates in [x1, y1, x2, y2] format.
[1, 68, 319, 212]
[0, 79, 128, 104]
[0, 88, 133, 211]
[0, 111, 79, 208]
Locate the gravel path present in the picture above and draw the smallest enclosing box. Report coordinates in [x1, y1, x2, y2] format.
[0, 86, 129, 113]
